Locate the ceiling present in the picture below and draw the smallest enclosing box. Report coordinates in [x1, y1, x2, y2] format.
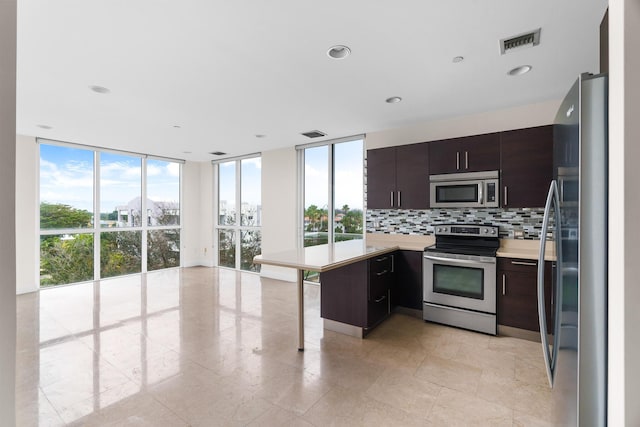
[17, 0, 608, 162]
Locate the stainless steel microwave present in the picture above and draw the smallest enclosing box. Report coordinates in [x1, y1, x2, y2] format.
[429, 170, 500, 208]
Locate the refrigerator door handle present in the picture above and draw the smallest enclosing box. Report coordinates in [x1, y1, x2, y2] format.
[538, 180, 560, 387]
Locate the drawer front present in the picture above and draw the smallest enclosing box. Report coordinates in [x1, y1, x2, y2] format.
[369, 254, 393, 302]
[498, 257, 538, 273]
[369, 254, 393, 275]
[368, 290, 390, 327]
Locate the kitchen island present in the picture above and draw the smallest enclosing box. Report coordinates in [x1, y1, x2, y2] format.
[253, 239, 398, 351]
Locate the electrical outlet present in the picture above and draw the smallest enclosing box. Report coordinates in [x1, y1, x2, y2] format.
[514, 230, 524, 238]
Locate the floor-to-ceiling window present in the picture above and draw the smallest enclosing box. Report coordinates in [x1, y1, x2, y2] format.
[300, 136, 364, 247]
[38, 140, 182, 287]
[299, 136, 364, 279]
[214, 156, 262, 272]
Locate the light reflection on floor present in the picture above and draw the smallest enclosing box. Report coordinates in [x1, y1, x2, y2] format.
[16, 267, 553, 426]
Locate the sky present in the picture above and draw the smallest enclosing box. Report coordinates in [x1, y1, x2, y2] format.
[305, 139, 363, 211]
[218, 157, 262, 209]
[40, 139, 362, 219]
[40, 144, 180, 214]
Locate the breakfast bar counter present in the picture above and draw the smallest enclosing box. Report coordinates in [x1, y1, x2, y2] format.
[253, 239, 398, 350]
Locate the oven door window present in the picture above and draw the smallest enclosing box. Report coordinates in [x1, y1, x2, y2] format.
[433, 264, 484, 300]
[435, 184, 479, 203]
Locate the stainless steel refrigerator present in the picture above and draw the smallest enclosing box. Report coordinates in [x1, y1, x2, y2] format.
[538, 73, 607, 426]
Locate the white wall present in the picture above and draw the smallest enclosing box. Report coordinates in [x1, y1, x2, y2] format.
[608, 1, 640, 425]
[366, 99, 561, 150]
[259, 147, 298, 282]
[181, 160, 214, 267]
[16, 134, 38, 294]
[0, 0, 17, 422]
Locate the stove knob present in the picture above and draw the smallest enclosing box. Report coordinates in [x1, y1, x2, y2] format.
[484, 229, 488, 234]
[491, 229, 496, 234]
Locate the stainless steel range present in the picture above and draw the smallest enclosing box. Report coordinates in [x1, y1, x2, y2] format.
[423, 224, 499, 335]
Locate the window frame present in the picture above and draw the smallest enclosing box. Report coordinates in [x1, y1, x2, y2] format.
[296, 135, 365, 249]
[213, 153, 262, 272]
[37, 138, 183, 287]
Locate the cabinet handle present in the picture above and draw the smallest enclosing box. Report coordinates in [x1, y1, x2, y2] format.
[504, 186, 508, 206]
[391, 254, 395, 273]
[512, 260, 537, 267]
[465, 151, 469, 169]
[456, 152, 460, 170]
[375, 256, 388, 262]
[375, 295, 387, 303]
[397, 191, 401, 207]
[390, 191, 394, 207]
[376, 270, 388, 276]
[502, 274, 506, 296]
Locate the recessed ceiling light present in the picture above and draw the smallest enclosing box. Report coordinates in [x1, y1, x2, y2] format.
[173, 125, 181, 129]
[452, 56, 464, 63]
[36, 124, 52, 130]
[327, 45, 351, 60]
[89, 85, 111, 94]
[507, 65, 532, 76]
[385, 96, 402, 104]
[209, 151, 227, 156]
[255, 134, 266, 138]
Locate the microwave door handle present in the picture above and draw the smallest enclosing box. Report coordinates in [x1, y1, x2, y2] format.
[478, 182, 484, 205]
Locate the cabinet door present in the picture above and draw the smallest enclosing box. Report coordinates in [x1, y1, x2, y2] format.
[395, 143, 429, 209]
[497, 258, 552, 332]
[367, 147, 396, 209]
[392, 250, 423, 310]
[501, 126, 553, 208]
[460, 133, 501, 172]
[429, 139, 462, 175]
[320, 260, 368, 327]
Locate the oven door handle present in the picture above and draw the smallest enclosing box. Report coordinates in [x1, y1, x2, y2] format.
[423, 254, 494, 265]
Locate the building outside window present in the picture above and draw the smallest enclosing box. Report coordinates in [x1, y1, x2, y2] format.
[214, 156, 262, 272]
[38, 140, 182, 287]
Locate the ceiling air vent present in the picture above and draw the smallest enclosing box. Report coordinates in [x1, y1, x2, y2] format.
[500, 28, 541, 55]
[209, 151, 227, 156]
[301, 130, 327, 139]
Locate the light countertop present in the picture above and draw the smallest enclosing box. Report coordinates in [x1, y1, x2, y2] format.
[254, 239, 398, 272]
[255, 234, 555, 272]
[365, 233, 555, 261]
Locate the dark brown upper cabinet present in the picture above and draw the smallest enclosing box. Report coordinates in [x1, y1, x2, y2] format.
[429, 132, 500, 175]
[500, 125, 553, 208]
[367, 142, 429, 209]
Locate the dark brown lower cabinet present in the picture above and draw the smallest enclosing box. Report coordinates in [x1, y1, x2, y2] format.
[320, 253, 394, 332]
[392, 250, 423, 310]
[497, 258, 554, 332]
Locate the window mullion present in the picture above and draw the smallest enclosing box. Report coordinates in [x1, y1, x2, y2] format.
[235, 159, 242, 269]
[141, 158, 148, 273]
[328, 145, 334, 244]
[94, 151, 101, 280]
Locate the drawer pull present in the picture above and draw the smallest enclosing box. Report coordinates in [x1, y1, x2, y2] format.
[375, 295, 387, 303]
[511, 261, 537, 267]
[376, 270, 388, 276]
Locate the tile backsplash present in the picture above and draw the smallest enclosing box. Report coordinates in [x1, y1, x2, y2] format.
[366, 208, 547, 239]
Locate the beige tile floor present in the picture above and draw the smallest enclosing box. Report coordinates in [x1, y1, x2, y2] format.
[16, 267, 555, 426]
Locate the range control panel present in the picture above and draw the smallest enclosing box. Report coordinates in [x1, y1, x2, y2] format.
[433, 224, 499, 237]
